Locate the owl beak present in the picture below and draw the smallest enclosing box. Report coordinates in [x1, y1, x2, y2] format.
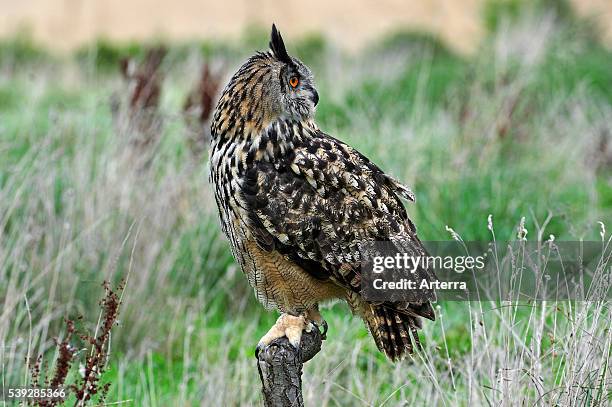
[311, 89, 319, 107]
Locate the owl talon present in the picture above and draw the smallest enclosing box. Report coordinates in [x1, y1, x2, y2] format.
[256, 313, 307, 357]
[255, 342, 265, 359]
[306, 307, 327, 340]
[311, 320, 328, 340]
[318, 320, 328, 340]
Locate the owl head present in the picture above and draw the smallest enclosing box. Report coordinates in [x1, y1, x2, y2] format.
[267, 24, 319, 122]
[212, 24, 320, 139]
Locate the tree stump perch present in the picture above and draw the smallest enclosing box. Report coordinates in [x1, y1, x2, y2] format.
[256, 327, 323, 407]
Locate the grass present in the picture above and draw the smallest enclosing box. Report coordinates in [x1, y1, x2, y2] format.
[1, 2, 611, 406]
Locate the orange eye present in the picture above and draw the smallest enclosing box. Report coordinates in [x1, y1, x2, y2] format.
[289, 76, 299, 88]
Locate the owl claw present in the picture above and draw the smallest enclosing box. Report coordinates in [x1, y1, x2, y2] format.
[306, 307, 328, 340]
[255, 313, 307, 358]
[317, 319, 328, 340]
[255, 342, 266, 359]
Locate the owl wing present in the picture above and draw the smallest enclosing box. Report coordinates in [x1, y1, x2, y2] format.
[240, 128, 436, 308]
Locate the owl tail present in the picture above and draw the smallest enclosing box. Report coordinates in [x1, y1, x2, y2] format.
[366, 303, 433, 361]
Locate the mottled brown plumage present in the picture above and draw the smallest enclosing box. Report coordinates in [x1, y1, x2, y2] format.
[210, 24, 435, 361]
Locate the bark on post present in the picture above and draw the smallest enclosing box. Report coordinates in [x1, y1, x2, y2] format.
[256, 328, 322, 407]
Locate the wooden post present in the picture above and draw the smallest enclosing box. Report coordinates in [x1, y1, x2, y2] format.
[256, 328, 323, 407]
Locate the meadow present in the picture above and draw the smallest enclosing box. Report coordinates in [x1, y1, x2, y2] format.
[1, 2, 611, 405]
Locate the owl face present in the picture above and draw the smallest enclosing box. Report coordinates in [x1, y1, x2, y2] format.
[268, 24, 319, 122]
[277, 58, 319, 121]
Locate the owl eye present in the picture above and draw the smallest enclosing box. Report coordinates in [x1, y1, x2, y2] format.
[289, 76, 299, 88]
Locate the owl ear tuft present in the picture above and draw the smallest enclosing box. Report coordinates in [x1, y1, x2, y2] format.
[270, 24, 292, 65]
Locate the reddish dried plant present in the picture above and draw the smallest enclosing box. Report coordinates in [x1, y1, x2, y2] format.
[28, 281, 123, 407]
[50, 319, 77, 388]
[183, 62, 223, 155]
[120, 47, 166, 112]
[71, 280, 122, 406]
[118, 47, 167, 150]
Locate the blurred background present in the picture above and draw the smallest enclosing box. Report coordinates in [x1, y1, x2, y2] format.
[1, 0, 612, 53]
[1, 0, 611, 405]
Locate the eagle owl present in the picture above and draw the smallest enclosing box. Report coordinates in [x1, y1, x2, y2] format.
[210, 24, 435, 361]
